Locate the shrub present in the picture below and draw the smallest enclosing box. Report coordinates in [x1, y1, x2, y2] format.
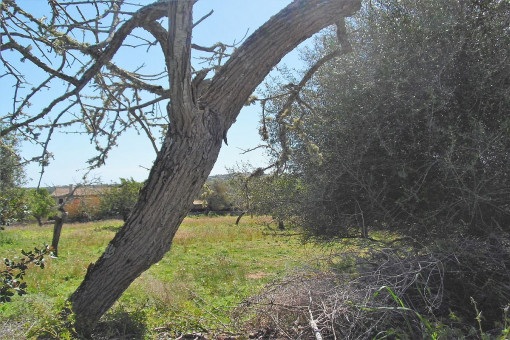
[1, 245, 50, 303]
[99, 178, 143, 221]
[202, 180, 233, 212]
[26, 188, 55, 226]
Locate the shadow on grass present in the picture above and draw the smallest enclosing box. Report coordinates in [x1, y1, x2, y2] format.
[91, 308, 147, 339]
[94, 223, 124, 233]
[31, 306, 147, 340]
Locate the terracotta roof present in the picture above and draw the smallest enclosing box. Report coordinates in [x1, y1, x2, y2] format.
[50, 185, 109, 198]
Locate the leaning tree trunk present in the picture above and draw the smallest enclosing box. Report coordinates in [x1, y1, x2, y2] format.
[70, 123, 224, 333]
[51, 203, 68, 257]
[235, 211, 247, 225]
[51, 216, 63, 257]
[68, 0, 361, 334]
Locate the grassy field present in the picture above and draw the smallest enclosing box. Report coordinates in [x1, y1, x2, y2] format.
[0, 216, 334, 339]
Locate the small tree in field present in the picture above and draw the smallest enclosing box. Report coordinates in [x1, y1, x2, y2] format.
[27, 188, 55, 226]
[228, 166, 302, 227]
[0, 0, 361, 333]
[100, 178, 144, 221]
[203, 180, 232, 212]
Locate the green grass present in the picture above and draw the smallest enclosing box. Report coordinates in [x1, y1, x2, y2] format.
[0, 216, 332, 338]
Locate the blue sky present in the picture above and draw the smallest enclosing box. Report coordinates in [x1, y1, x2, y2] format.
[11, 0, 311, 187]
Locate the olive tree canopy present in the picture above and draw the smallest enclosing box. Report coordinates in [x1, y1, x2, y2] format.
[261, 0, 510, 240]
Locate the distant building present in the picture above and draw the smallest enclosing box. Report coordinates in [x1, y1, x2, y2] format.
[49, 184, 109, 220]
[190, 199, 207, 213]
[48, 185, 209, 220]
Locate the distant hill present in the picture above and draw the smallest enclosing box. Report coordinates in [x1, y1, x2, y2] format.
[206, 174, 232, 183]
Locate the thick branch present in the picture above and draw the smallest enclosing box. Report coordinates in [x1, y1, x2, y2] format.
[204, 0, 361, 129]
[191, 42, 224, 53]
[141, 20, 169, 60]
[167, 1, 194, 137]
[336, 17, 352, 52]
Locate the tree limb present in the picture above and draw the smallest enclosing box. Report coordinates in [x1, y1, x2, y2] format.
[0, 40, 79, 86]
[203, 0, 361, 129]
[167, 1, 194, 137]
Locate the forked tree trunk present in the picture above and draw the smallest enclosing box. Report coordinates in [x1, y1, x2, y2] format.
[68, 0, 361, 334]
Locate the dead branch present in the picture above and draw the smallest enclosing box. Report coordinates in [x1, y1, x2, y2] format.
[309, 293, 324, 340]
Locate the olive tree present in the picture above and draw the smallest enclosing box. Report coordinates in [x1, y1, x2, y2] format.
[0, 0, 361, 333]
[228, 166, 302, 227]
[26, 188, 55, 226]
[263, 0, 510, 240]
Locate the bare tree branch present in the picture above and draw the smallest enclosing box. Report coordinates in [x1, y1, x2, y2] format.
[1, 40, 79, 85]
[193, 9, 213, 28]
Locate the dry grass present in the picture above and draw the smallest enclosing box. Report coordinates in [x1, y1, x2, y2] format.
[238, 239, 510, 339]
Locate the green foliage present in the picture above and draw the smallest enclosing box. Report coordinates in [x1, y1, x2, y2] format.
[228, 167, 303, 226]
[267, 0, 510, 240]
[202, 180, 232, 212]
[255, 174, 303, 225]
[0, 128, 24, 190]
[26, 300, 76, 339]
[226, 167, 264, 215]
[26, 188, 56, 226]
[99, 178, 143, 221]
[0, 187, 27, 227]
[0, 128, 26, 226]
[1, 244, 49, 303]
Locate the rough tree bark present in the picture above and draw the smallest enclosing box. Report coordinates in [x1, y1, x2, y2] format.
[62, 0, 361, 334]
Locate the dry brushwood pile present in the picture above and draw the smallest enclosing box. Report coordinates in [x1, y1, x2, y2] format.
[237, 237, 510, 339]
